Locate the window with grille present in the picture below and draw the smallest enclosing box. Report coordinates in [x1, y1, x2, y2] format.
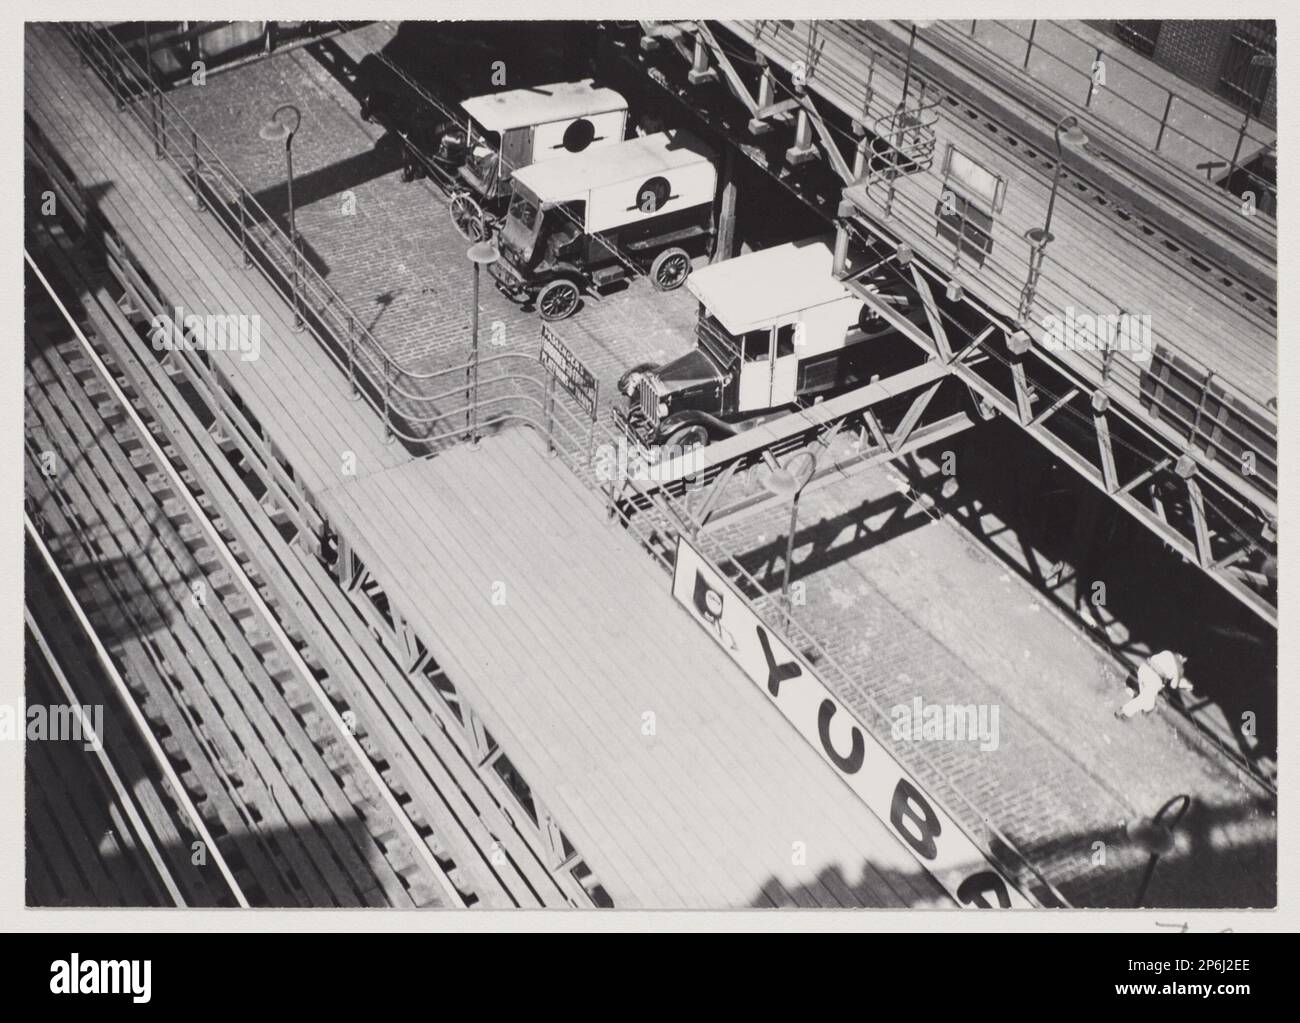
[935, 147, 1002, 267]
[1217, 22, 1275, 117]
[1114, 21, 1161, 58]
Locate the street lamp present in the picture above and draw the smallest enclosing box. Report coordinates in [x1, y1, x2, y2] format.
[898, 20, 934, 110]
[258, 103, 303, 331]
[1019, 114, 1089, 322]
[465, 240, 500, 445]
[1026, 115, 1089, 248]
[763, 450, 818, 621]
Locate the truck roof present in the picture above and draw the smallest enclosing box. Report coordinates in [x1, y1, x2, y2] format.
[461, 79, 626, 133]
[687, 239, 850, 334]
[510, 130, 715, 203]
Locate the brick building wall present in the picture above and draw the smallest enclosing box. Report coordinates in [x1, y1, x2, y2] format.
[1088, 19, 1277, 126]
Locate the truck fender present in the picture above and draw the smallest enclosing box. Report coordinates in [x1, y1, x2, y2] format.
[659, 408, 738, 440]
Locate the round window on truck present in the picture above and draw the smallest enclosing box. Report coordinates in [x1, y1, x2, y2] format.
[562, 117, 597, 153]
[636, 176, 672, 214]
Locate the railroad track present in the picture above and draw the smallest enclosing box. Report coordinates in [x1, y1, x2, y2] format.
[24, 257, 466, 908]
[24, 181, 581, 907]
[25, 561, 232, 907]
[830, 21, 1277, 324]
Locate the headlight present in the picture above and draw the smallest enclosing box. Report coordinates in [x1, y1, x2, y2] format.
[657, 401, 669, 418]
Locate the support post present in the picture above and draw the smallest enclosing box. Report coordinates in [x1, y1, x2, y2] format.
[713, 145, 738, 263]
[1092, 391, 1119, 493]
[786, 106, 817, 165]
[688, 32, 718, 84]
[750, 58, 775, 134]
[1007, 329, 1034, 424]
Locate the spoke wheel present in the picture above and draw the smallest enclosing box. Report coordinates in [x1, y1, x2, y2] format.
[650, 247, 691, 291]
[450, 193, 486, 242]
[537, 279, 580, 321]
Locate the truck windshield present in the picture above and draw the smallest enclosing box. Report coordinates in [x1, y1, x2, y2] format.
[698, 313, 740, 366]
[464, 128, 501, 187]
[501, 190, 544, 264]
[508, 192, 540, 232]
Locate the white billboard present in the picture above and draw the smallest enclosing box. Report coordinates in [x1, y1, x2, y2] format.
[671, 536, 1033, 909]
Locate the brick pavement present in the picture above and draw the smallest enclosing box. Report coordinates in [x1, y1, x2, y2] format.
[169, 24, 698, 401]
[162, 24, 1275, 907]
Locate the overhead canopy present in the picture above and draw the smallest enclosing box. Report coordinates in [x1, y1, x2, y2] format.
[461, 79, 626, 133]
[688, 239, 850, 334]
[510, 130, 715, 205]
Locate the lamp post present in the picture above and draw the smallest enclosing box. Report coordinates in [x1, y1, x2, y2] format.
[898, 20, 934, 109]
[258, 104, 303, 331]
[763, 450, 818, 622]
[1018, 114, 1088, 322]
[466, 240, 500, 445]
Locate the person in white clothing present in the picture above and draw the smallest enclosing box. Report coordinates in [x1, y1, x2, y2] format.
[1115, 650, 1192, 719]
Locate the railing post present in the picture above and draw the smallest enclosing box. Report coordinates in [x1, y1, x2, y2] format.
[238, 192, 251, 267]
[158, 94, 168, 158]
[190, 130, 206, 212]
[1023, 21, 1037, 70]
[544, 370, 558, 457]
[347, 313, 360, 400]
[1085, 47, 1103, 108]
[1155, 91, 1174, 152]
[383, 358, 394, 444]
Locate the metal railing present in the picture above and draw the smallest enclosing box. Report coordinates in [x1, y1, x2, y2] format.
[61, 21, 570, 454]
[963, 19, 1277, 216]
[732, 21, 1277, 517]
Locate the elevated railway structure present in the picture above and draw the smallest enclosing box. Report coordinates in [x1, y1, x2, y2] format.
[25, 551, 234, 908]
[24, 250, 486, 908]
[27, 20, 1275, 908]
[28, 22, 1026, 907]
[621, 20, 1278, 627]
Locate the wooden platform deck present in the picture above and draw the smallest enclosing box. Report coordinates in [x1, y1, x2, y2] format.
[321, 428, 949, 908]
[25, 24, 951, 909]
[24, 25, 409, 509]
[726, 20, 1277, 416]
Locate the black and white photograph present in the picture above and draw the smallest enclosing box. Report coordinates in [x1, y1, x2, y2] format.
[4, 2, 1295, 969]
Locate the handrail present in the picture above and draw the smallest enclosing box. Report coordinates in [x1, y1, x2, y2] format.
[59, 21, 494, 449]
[961, 20, 1276, 211]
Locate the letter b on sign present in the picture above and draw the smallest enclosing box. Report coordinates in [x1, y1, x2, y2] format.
[890, 777, 941, 860]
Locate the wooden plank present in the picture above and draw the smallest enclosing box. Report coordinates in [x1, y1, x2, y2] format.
[25, 31, 408, 504]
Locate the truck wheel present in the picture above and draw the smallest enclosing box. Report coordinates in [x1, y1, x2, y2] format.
[537, 279, 580, 321]
[450, 194, 486, 242]
[664, 423, 709, 452]
[650, 247, 691, 291]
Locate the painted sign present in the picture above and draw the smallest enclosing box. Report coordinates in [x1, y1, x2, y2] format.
[540, 323, 598, 421]
[671, 536, 1033, 908]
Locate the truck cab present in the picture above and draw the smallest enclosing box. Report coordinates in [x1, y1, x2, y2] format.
[490, 130, 718, 320]
[617, 238, 923, 449]
[453, 80, 629, 199]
